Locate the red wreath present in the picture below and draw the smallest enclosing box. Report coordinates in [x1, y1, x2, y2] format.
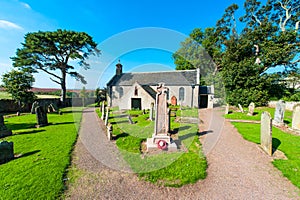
[157, 140, 168, 150]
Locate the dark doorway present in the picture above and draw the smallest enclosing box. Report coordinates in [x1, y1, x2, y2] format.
[131, 98, 142, 110]
[199, 95, 208, 108]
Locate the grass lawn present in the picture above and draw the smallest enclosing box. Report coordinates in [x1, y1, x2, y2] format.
[0, 107, 82, 199]
[232, 122, 300, 189]
[225, 107, 293, 127]
[101, 107, 207, 187]
[0, 91, 11, 99]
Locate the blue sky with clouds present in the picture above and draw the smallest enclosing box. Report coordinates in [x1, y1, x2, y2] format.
[0, 0, 250, 89]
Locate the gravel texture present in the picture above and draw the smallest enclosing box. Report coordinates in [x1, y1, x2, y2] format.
[64, 107, 300, 200]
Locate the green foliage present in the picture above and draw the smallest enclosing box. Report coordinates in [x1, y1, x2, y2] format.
[1, 69, 36, 109]
[232, 122, 300, 189]
[0, 107, 82, 199]
[173, 0, 300, 106]
[11, 29, 100, 104]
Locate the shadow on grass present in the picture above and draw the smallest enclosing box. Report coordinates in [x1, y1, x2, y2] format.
[14, 129, 46, 136]
[179, 132, 197, 141]
[52, 122, 75, 126]
[272, 138, 281, 154]
[14, 150, 41, 161]
[170, 126, 192, 134]
[6, 123, 36, 131]
[283, 120, 291, 125]
[113, 132, 129, 140]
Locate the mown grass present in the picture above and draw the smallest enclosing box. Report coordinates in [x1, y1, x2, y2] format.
[232, 122, 300, 189]
[0, 107, 82, 199]
[100, 107, 207, 187]
[225, 107, 293, 127]
[0, 91, 11, 99]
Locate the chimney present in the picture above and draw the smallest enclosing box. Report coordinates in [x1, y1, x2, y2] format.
[116, 60, 122, 75]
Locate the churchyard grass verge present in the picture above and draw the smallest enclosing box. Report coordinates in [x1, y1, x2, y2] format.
[232, 122, 300, 189]
[0, 107, 82, 199]
[98, 107, 207, 187]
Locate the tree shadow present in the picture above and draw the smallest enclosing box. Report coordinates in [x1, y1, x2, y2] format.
[52, 122, 75, 126]
[6, 123, 36, 131]
[272, 138, 281, 154]
[253, 112, 259, 116]
[14, 150, 41, 160]
[178, 132, 197, 141]
[113, 133, 129, 140]
[197, 130, 213, 136]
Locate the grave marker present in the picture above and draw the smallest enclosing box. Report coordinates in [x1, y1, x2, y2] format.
[35, 106, 48, 128]
[238, 104, 244, 113]
[261, 111, 272, 156]
[274, 100, 286, 126]
[0, 115, 12, 138]
[247, 102, 255, 116]
[104, 107, 110, 126]
[0, 141, 14, 164]
[292, 104, 300, 131]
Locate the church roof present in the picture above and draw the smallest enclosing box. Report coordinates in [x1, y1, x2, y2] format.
[107, 70, 197, 86]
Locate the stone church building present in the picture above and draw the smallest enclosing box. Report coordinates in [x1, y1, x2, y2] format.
[106, 62, 214, 110]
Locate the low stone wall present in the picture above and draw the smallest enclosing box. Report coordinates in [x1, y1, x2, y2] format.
[268, 101, 299, 111]
[0, 97, 96, 113]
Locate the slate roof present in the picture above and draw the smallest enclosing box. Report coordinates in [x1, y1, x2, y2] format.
[107, 70, 197, 86]
[141, 85, 157, 99]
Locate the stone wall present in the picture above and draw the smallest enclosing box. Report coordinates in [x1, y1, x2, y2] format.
[268, 101, 299, 111]
[0, 97, 96, 113]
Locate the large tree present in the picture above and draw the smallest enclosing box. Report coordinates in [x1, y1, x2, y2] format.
[174, 0, 300, 106]
[1, 69, 36, 113]
[11, 29, 100, 106]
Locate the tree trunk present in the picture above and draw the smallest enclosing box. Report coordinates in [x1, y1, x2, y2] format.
[61, 70, 67, 107]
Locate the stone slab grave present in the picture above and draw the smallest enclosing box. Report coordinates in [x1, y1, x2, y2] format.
[146, 83, 177, 151]
[238, 104, 244, 113]
[292, 104, 300, 131]
[0, 141, 14, 164]
[247, 102, 255, 116]
[224, 103, 229, 115]
[149, 102, 154, 121]
[104, 107, 110, 126]
[101, 101, 105, 120]
[261, 111, 272, 156]
[0, 115, 12, 138]
[35, 106, 48, 128]
[273, 100, 286, 126]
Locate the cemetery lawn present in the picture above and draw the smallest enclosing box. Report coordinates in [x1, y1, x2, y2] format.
[103, 108, 207, 187]
[225, 107, 293, 127]
[232, 122, 300, 189]
[0, 107, 82, 199]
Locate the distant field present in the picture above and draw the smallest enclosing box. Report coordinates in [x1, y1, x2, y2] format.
[0, 92, 59, 99]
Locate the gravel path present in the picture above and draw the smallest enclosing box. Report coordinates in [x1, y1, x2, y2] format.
[64, 107, 300, 200]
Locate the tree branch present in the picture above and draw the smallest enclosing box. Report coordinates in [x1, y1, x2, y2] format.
[251, 13, 262, 25]
[37, 65, 61, 80]
[49, 77, 61, 85]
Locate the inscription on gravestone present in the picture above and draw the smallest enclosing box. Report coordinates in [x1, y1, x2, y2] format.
[292, 104, 300, 131]
[274, 100, 285, 126]
[261, 111, 272, 156]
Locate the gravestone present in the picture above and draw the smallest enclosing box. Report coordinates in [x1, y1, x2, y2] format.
[146, 83, 177, 151]
[247, 102, 255, 116]
[238, 104, 244, 113]
[0, 115, 12, 138]
[31, 101, 39, 114]
[128, 115, 134, 124]
[149, 102, 154, 121]
[101, 101, 105, 120]
[273, 100, 286, 126]
[292, 104, 300, 131]
[47, 103, 58, 113]
[107, 123, 112, 140]
[224, 104, 229, 115]
[261, 111, 272, 156]
[104, 107, 110, 126]
[0, 141, 14, 164]
[35, 106, 48, 128]
[171, 96, 177, 106]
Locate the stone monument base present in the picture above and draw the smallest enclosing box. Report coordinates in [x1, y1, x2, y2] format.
[0, 130, 12, 138]
[146, 134, 178, 152]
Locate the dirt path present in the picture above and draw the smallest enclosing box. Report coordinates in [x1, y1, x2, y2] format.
[64, 107, 299, 199]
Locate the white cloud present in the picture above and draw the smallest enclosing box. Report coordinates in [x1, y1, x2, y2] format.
[0, 20, 23, 30]
[20, 2, 31, 9]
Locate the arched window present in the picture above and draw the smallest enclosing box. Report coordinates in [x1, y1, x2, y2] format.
[179, 87, 185, 101]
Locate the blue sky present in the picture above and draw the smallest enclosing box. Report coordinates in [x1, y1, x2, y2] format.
[0, 0, 249, 89]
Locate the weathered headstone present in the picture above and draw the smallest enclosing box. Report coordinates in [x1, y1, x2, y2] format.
[31, 101, 39, 114]
[35, 106, 48, 128]
[101, 101, 105, 120]
[292, 104, 300, 131]
[238, 104, 244, 113]
[146, 83, 177, 151]
[0, 115, 12, 138]
[104, 107, 110, 126]
[128, 115, 134, 124]
[0, 141, 14, 164]
[261, 111, 272, 156]
[224, 104, 229, 115]
[171, 96, 177, 106]
[247, 102, 255, 116]
[149, 102, 154, 121]
[273, 100, 286, 126]
[107, 123, 112, 140]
